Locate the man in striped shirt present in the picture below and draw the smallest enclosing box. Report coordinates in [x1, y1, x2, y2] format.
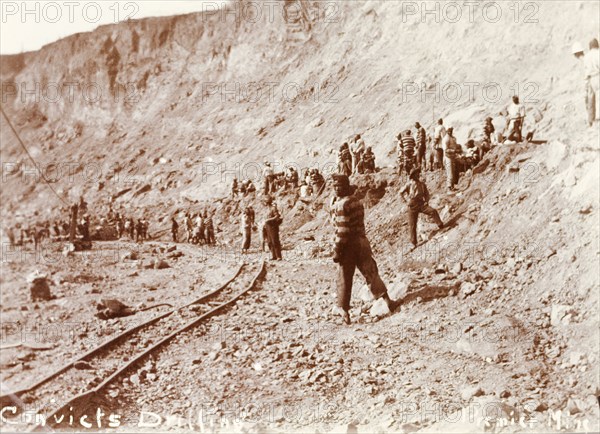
[398, 130, 416, 177]
[329, 174, 397, 324]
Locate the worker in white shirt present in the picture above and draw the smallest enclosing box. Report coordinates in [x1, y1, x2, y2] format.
[505, 96, 526, 143]
[584, 38, 600, 126]
[433, 118, 446, 170]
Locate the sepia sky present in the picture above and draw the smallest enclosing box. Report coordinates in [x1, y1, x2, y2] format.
[0, 0, 230, 54]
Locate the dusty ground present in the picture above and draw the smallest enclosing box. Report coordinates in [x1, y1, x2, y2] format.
[1, 1, 599, 432]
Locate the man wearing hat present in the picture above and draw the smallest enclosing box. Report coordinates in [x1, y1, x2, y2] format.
[480, 116, 495, 156]
[433, 118, 446, 170]
[241, 206, 254, 254]
[442, 126, 460, 191]
[400, 168, 444, 249]
[329, 174, 397, 324]
[263, 197, 283, 260]
[350, 134, 366, 174]
[398, 130, 416, 177]
[262, 162, 274, 195]
[362, 147, 376, 173]
[338, 143, 353, 177]
[506, 95, 526, 142]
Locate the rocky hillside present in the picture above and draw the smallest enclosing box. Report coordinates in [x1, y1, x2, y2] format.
[1, 1, 598, 205]
[1, 1, 599, 431]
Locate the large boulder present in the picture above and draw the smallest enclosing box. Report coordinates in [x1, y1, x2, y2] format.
[27, 273, 52, 301]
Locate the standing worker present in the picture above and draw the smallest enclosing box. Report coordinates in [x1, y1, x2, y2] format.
[400, 168, 444, 250]
[442, 127, 460, 191]
[241, 206, 254, 254]
[433, 119, 446, 171]
[329, 174, 398, 325]
[171, 216, 179, 243]
[231, 178, 239, 198]
[262, 162, 274, 195]
[263, 198, 283, 260]
[415, 122, 427, 171]
[400, 129, 417, 177]
[505, 96, 526, 142]
[205, 211, 216, 245]
[350, 134, 366, 174]
[480, 116, 495, 155]
[194, 213, 205, 244]
[585, 38, 600, 126]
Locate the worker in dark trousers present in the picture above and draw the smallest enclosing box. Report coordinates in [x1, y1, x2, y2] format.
[400, 168, 444, 249]
[241, 206, 253, 254]
[415, 122, 427, 170]
[204, 211, 216, 245]
[171, 216, 179, 242]
[263, 198, 283, 260]
[330, 174, 397, 324]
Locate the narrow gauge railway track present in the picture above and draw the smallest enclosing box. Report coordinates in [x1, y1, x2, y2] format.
[0, 261, 266, 431]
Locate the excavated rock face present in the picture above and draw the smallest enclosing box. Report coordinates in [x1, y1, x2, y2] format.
[1, 1, 599, 432]
[352, 174, 388, 208]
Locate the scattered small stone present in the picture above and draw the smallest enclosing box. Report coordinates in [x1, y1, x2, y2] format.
[123, 251, 138, 261]
[550, 304, 575, 326]
[473, 387, 485, 397]
[62, 243, 76, 257]
[370, 298, 390, 317]
[434, 266, 446, 274]
[74, 361, 94, 370]
[566, 398, 582, 415]
[96, 299, 135, 320]
[460, 282, 477, 299]
[154, 259, 171, 270]
[130, 374, 140, 386]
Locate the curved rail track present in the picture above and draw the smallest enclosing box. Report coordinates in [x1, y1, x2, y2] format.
[0, 261, 266, 431]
